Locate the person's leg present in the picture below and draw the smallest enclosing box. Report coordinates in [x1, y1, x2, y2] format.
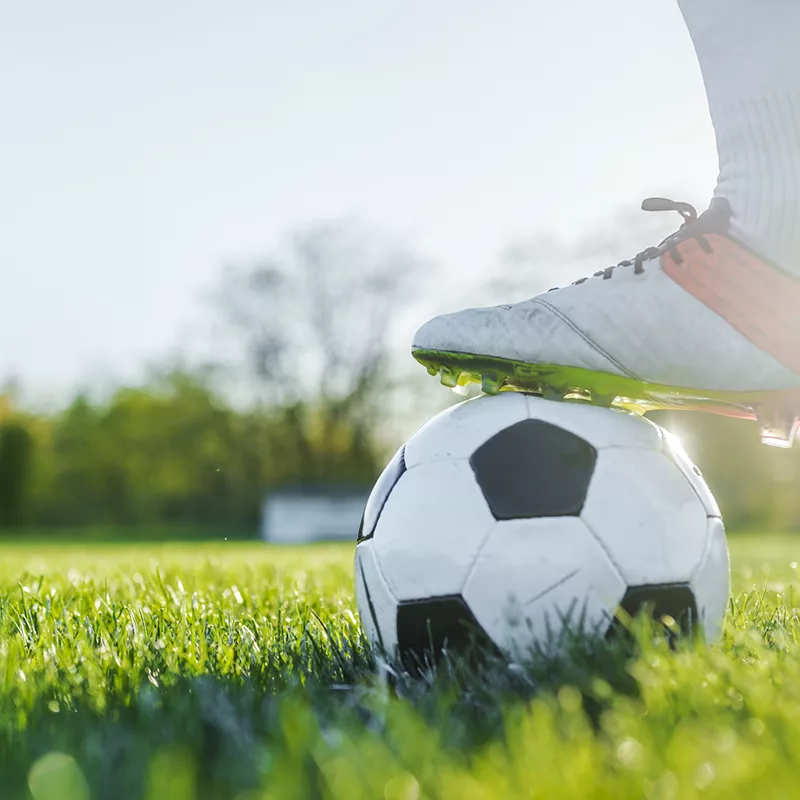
[412, 0, 800, 446]
[678, 0, 800, 272]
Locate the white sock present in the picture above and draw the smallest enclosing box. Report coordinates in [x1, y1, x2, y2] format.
[678, 0, 800, 274]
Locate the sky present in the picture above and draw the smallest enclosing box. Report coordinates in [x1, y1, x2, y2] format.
[1, 0, 720, 401]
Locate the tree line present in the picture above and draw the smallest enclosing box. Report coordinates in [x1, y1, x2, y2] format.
[2, 218, 799, 534]
[2, 381, 799, 532]
[0, 370, 387, 529]
[0, 222, 426, 533]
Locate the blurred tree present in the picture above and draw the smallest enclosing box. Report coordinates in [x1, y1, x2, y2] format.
[0, 421, 35, 527]
[9, 207, 800, 534]
[0, 223, 436, 531]
[213, 222, 427, 483]
[0, 375, 793, 532]
[35, 370, 271, 527]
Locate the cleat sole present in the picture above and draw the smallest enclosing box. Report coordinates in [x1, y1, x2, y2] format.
[413, 348, 800, 447]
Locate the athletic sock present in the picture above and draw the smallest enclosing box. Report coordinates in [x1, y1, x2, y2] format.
[678, 0, 800, 275]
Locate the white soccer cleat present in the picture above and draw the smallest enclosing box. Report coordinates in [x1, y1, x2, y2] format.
[413, 198, 800, 447]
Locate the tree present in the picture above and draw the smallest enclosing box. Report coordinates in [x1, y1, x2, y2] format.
[0, 421, 35, 527]
[213, 221, 428, 482]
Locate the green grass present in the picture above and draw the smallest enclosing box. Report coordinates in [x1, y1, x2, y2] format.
[0, 526, 254, 543]
[1, 534, 800, 799]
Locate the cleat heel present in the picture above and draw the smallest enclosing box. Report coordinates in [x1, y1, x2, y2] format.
[758, 427, 798, 449]
[754, 398, 800, 448]
[757, 416, 800, 448]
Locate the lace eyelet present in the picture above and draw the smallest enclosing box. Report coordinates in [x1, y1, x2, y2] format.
[557, 198, 716, 287]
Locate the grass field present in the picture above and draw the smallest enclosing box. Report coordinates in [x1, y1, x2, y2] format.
[1, 534, 800, 800]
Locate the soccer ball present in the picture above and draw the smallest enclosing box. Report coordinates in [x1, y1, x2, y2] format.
[354, 393, 729, 669]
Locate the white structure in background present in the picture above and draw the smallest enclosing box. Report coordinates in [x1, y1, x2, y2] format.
[260, 487, 369, 543]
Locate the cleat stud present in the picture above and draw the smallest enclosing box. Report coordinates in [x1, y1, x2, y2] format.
[755, 404, 800, 448]
[481, 372, 503, 395]
[563, 387, 592, 403]
[451, 383, 469, 397]
[426, 364, 439, 377]
[439, 367, 460, 388]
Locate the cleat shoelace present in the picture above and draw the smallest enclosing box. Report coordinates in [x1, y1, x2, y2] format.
[549, 198, 716, 291]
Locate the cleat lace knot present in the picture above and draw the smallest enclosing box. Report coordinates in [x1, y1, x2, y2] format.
[550, 198, 716, 291]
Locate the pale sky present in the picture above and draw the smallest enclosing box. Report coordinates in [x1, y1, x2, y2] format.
[1, 0, 719, 401]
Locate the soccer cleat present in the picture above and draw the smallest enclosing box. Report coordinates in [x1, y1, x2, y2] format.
[413, 198, 800, 447]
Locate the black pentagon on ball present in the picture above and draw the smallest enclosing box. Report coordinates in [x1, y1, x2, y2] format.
[469, 419, 597, 520]
[396, 595, 500, 673]
[609, 583, 699, 638]
[357, 445, 407, 543]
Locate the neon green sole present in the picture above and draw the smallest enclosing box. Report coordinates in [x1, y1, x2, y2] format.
[412, 348, 800, 448]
